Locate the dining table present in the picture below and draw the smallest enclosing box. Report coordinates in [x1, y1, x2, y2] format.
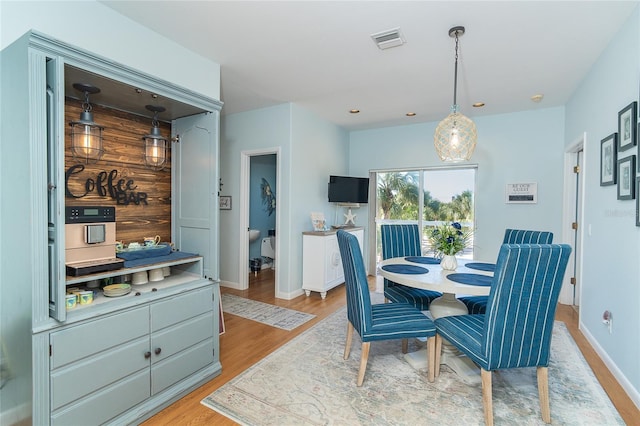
[378, 255, 496, 384]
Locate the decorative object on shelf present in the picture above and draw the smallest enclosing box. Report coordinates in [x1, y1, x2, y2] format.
[310, 212, 327, 231]
[143, 105, 168, 170]
[617, 101, 637, 152]
[428, 222, 472, 270]
[600, 133, 618, 186]
[261, 178, 276, 216]
[343, 208, 357, 225]
[434, 26, 477, 163]
[617, 155, 636, 200]
[70, 83, 104, 163]
[219, 195, 232, 210]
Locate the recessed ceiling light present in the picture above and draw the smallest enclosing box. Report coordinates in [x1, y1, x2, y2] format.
[531, 94, 544, 103]
[349, 109, 360, 114]
[406, 112, 416, 117]
[472, 102, 485, 108]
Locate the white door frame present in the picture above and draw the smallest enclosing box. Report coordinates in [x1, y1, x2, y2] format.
[239, 147, 281, 291]
[560, 132, 585, 306]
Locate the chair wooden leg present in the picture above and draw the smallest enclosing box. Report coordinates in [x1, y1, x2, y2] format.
[401, 338, 408, 354]
[434, 334, 442, 377]
[426, 336, 435, 382]
[481, 368, 493, 426]
[344, 323, 354, 360]
[357, 342, 370, 386]
[537, 366, 551, 423]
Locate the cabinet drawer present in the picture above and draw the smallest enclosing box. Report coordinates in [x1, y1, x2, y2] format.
[151, 339, 214, 395]
[51, 336, 149, 411]
[51, 369, 149, 426]
[151, 286, 213, 332]
[152, 311, 214, 363]
[50, 307, 149, 369]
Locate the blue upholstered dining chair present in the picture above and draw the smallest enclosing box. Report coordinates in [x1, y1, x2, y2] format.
[435, 243, 572, 426]
[336, 230, 437, 386]
[458, 228, 554, 314]
[380, 224, 442, 310]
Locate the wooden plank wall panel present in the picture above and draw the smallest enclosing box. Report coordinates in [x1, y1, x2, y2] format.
[65, 99, 172, 246]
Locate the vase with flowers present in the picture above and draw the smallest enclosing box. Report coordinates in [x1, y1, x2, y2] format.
[428, 222, 472, 271]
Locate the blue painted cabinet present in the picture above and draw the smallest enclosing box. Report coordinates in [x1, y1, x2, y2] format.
[0, 31, 222, 425]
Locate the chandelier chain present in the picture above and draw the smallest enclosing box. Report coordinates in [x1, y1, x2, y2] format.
[82, 91, 93, 113]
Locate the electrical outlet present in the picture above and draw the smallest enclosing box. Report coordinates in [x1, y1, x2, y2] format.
[602, 310, 612, 334]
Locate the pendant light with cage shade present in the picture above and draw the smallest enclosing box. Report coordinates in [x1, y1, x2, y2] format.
[70, 83, 104, 163]
[433, 26, 477, 162]
[143, 105, 168, 170]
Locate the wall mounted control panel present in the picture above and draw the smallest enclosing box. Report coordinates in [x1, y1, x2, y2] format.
[65, 206, 116, 223]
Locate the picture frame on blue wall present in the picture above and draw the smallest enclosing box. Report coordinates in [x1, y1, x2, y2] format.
[600, 133, 617, 186]
[617, 101, 637, 151]
[616, 155, 635, 200]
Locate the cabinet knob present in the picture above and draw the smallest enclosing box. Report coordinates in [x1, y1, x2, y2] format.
[154, 347, 162, 355]
[144, 351, 151, 359]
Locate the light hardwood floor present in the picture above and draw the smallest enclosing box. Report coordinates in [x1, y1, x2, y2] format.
[142, 270, 639, 425]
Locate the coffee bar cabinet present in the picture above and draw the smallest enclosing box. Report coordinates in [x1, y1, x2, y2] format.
[1, 31, 222, 425]
[302, 227, 364, 299]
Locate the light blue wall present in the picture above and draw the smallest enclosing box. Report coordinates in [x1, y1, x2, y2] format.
[0, 1, 220, 100]
[349, 107, 566, 262]
[249, 155, 277, 260]
[220, 104, 291, 294]
[220, 103, 348, 297]
[565, 7, 640, 403]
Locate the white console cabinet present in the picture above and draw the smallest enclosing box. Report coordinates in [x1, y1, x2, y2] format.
[302, 227, 363, 299]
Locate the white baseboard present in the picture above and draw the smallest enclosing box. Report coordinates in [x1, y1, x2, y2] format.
[0, 401, 31, 426]
[579, 320, 640, 410]
[219, 280, 242, 290]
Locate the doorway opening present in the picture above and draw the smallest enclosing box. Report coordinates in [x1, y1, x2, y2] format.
[560, 133, 585, 308]
[239, 148, 280, 293]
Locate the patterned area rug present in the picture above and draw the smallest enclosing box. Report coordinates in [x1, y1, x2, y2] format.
[221, 293, 315, 331]
[203, 297, 623, 425]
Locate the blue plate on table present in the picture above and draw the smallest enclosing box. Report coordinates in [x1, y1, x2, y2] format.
[446, 273, 493, 286]
[405, 256, 440, 265]
[381, 264, 429, 275]
[464, 262, 496, 272]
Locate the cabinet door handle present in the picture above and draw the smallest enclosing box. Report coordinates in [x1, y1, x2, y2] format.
[154, 347, 162, 355]
[144, 351, 151, 359]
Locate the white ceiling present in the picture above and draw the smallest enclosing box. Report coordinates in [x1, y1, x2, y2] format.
[100, 1, 637, 131]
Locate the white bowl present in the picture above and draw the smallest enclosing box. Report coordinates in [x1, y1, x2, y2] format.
[132, 271, 148, 285]
[149, 268, 164, 282]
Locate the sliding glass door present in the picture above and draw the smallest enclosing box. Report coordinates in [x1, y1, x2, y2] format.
[374, 166, 476, 263]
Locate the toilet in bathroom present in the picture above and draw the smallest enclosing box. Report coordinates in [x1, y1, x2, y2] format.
[260, 229, 276, 269]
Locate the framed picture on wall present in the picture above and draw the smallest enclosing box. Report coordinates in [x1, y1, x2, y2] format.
[600, 133, 617, 186]
[219, 195, 232, 210]
[616, 155, 635, 200]
[617, 101, 637, 151]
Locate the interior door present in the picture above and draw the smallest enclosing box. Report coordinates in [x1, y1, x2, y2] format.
[172, 112, 220, 280]
[46, 55, 66, 321]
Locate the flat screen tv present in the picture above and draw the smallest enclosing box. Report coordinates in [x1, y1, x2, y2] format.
[328, 175, 369, 204]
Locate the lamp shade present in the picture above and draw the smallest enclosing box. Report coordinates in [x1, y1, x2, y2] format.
[143, 125, 167, 170]
[70, 110, 104, 163]
[434, 110, 477, 162]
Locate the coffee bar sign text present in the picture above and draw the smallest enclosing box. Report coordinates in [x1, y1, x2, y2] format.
[65, 164, 148, 205]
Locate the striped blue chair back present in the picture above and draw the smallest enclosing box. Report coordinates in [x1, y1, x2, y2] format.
[337, 230, 372, 337]
[482, 243, 571, 370]
[381, 224, 422, 259]
[503, 229, 553, 244]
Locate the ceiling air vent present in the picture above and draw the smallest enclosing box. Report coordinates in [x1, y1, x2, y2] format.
[371, 28, 405, 50]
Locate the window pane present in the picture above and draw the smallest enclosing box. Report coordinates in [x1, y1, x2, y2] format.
[422, 168, 475, 258]
[376, 171, 420, 220]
